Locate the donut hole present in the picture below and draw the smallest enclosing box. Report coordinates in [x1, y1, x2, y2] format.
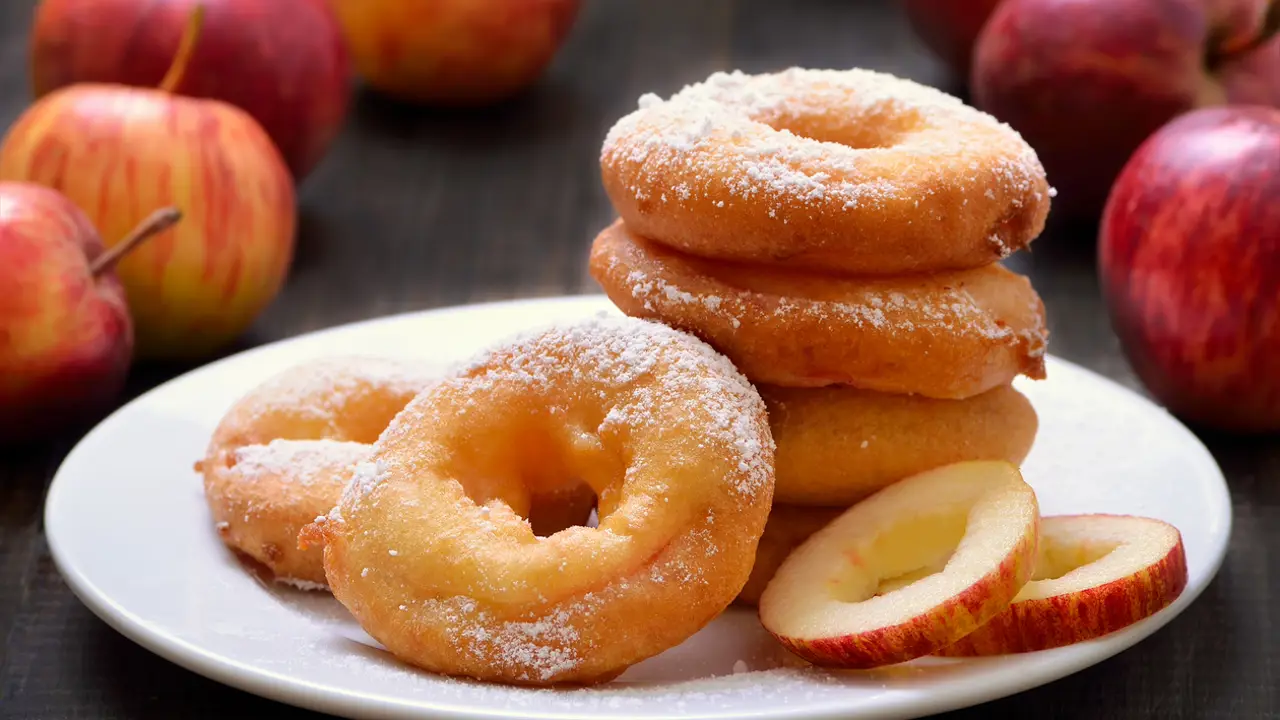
[438, 415, 613, 539]
[756, 107, 924, 151]
[525, 484, 600, 538]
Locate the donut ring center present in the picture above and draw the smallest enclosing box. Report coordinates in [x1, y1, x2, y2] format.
[738, 97, 923, 151]
[678, 75, 932, 152]
[431, 400, 615, 536]
[361, 351, 728, 604]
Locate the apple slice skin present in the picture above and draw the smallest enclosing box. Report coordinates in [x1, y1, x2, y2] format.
[774, 526, 1038, 669]
[938, 515, 1188, 656]
[760, 461, 1041, 669]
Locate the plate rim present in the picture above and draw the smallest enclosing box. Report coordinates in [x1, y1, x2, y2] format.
[43, 294, 1235, 720]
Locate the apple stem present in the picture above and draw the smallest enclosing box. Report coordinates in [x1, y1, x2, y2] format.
[1209, 0, 1280, 67]
[90, 208, 183, 278]
[158, 4, 206, 94]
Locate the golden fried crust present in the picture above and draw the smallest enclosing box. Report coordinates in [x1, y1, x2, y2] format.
[601, 68, 1051, 275]
[302, 317, 776, 686]
[590, 221, 1048, 399]
[204, 439, 374, 586]
[766, 383, 1039, 507]
[199, 356, 436, 586]
[736, 505, 844, 606]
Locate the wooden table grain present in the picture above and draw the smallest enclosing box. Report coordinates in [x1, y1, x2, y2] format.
[1, 1, 1276, 718]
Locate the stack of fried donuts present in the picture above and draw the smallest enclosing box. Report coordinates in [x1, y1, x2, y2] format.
[590, 67, 1053, 604]
[196, 66, 1056, 688]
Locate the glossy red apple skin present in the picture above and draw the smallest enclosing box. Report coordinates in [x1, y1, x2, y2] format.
[1099, 105, 1280, 433]
[30, 0, 351, 181]
[901, 0, 1003, 81]
[972, 0, 1280, 218]
[0, 183, 131, 444]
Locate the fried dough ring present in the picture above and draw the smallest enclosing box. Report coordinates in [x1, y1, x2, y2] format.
[766, 383, 1039, 506]
[601, 67, 1051, 275]
[300, 317, 776, 686]
[737, 505, 843, 606]
[198, 356, 438, 587]
[590, 221, 1048, 399]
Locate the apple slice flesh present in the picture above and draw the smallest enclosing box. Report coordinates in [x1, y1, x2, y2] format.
[937, 514, 1188, 656]
[758, 460, 1039, 669]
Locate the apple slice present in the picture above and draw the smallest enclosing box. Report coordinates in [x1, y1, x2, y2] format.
[758, 460, 1039, 669]
[937, 514, 1188, 656]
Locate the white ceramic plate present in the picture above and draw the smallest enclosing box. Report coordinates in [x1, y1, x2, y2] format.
[46, 295, 1231, 720]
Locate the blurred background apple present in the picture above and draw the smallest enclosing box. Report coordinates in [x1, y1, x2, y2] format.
[0, 8, 297, 361]
[330, 0, 582, 105]
[29, 0, 351, 181]
[972, 0, 1280, 220]
[1099, 105, 1280, 433]
[901, 0, 1002, 83]
[0, 183, 179, 443]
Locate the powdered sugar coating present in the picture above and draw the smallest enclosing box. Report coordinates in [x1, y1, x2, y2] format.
[601, 67, 1052, 275]
[604, 67, 1044, 213]
[235, 356, 436, 432]
[232, 439, 371, 485]
[424, 507, 725, 683]
[360, 315, 775, 503]
[590, 223, 1049, 399]
[337, 459, 391, 513]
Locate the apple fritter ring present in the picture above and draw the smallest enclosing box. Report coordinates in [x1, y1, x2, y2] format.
[299, 317, 776, 686]
[736, 505, 843, 607]
[766, 383, 1039, 507]
[600, 67, 1051, 275]
[198, 356, 438, 588]
[590, 221, 1049, 399]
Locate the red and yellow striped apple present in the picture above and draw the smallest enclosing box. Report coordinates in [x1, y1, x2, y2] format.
[330, 0, 582, 105]
[1099, 105, 1280, 432]
[0, 182, 179, 443]
[938, 514, 1188, 655]
[758, 461, 1039, 668]
[30, 0, 352, 181]
[0, 9, 296, 360]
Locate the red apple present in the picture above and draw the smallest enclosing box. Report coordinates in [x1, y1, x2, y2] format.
[972, 0, 1280, 218]
[902, 0, 1004, 81]
[0, 8, 297, 361]
[329, 0, 582, 105]
[30, 0, 351, 181]
[1099, 105, 1280, 433]
[0, 183, 179, 443]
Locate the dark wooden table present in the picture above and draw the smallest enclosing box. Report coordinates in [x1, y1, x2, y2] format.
[2, 1, 1276, 718]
